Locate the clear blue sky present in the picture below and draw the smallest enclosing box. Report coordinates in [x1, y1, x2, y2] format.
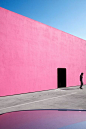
[0, 0, 86, 40]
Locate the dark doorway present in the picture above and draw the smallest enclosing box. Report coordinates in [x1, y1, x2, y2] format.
[57, 68, 66, 88]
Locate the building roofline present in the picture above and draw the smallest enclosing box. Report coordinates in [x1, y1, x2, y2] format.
[0, 6, 86, 42]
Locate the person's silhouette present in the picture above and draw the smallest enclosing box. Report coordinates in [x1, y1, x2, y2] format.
[80, 73, 84, 89]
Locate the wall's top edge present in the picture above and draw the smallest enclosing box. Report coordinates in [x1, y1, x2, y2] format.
[0, 6, 86, 42]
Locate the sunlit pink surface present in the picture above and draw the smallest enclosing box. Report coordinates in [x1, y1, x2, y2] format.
[0, 7, 86, 96]
[0, 110, 86, 129]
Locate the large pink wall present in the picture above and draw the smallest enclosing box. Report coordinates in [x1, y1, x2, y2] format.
[0, 7, 86, 96]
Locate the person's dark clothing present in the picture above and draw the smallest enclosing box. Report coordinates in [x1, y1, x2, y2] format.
[80, 75, 83, 82]
[80, 74, 83, 89]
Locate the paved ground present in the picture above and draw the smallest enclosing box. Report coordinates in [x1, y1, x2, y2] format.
[0, 85, 86, 114]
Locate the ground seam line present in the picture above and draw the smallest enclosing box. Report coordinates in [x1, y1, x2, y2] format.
[0, 92, 77, 111]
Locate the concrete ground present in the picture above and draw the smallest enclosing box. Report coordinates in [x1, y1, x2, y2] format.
[0, 85, 86, 114]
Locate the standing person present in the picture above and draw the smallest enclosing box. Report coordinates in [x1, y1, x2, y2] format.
[80, 73, 84, 89]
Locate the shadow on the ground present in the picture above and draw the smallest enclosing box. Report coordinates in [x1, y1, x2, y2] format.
[61, 88, 79, 90]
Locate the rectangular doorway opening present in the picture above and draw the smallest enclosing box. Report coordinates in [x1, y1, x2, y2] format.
[57, 68, 66, 88]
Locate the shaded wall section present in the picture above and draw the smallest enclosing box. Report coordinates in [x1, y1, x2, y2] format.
[0, 7, 86, 96]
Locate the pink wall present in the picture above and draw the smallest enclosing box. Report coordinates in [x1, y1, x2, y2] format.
[0, 7, 86, 96]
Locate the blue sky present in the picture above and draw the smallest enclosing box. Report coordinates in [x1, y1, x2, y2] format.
[0, 0, 86, 40]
